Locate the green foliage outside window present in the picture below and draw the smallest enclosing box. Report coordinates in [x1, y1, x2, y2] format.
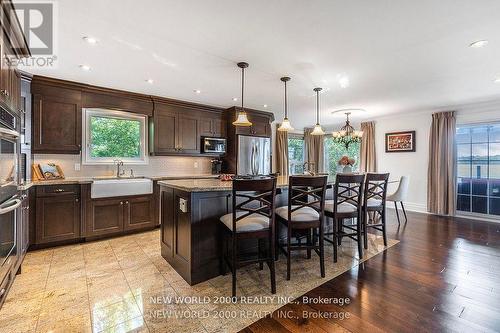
[324, 137, 360, 175]
[288, 137, 305, 174]
[90, 116, 141, 158]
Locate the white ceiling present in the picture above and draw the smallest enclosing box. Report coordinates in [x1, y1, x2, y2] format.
[19, 0, 500, 129]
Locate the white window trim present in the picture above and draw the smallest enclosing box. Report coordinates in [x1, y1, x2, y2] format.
[82, 108, 149, 165]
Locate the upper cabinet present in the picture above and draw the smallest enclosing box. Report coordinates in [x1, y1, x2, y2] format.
[0, 1, 31, 115]
[150, 99, 225, 156]
[32, 81, 82, 154]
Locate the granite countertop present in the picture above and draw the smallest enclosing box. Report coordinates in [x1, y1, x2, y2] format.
[158, 176, 337, 192]
[24, 174, 219, 188]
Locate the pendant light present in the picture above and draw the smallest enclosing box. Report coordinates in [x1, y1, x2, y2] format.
[232, 62, 252, 127]
[278, 76, 294, 131]
[311, 87, 325, 135]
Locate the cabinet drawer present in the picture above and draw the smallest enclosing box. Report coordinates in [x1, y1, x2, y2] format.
[36, 185, 80, 197]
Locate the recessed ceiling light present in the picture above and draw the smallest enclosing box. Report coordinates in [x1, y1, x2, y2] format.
[193, 89, 201, 94]
[146, 79, 154, 84]
[263, 104, 268, 108]
[79, 64, 91, 71]
[469, 40, 489, 48]
[83, 36, 98, 44]
[232, 97, 238, 102]
[495, 78, 500, 83]
[338, 75, 350, 88]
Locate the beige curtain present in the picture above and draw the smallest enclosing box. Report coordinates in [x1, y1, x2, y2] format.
[275, 124, 289, 176]
[427, 111, 456, 215]
[359, 121, 377, 172]
[304, 128, 324, 174]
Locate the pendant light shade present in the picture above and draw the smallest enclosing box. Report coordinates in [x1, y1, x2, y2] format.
[232, 62, 252, 127]
[311, 87, 325, 135]
[278, 76, 294, 132]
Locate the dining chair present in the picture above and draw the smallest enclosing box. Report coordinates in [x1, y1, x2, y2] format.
[386, 176, 410, 224]
[362, 173, 390, 247]
[275, 175, 328, 280]
[323, 174, 365, 262]
[219, 177, 277, 297]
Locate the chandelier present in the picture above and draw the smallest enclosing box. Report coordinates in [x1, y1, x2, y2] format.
[332, 112, 363, 149]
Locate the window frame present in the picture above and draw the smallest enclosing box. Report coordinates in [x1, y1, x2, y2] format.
[287, 134, 305, 175]
[455, 122, 500, 219]
[82, 108, 148, 165]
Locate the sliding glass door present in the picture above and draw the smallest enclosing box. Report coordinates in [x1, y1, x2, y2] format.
[456, 123, 500, 217]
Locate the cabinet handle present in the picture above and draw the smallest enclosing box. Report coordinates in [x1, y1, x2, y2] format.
[120, 201, 123, 205]
[75, 198, 79, 202]
[54, 189, 64, 193]
[1, 89, 8, 96]
[125, 201, 129, 204]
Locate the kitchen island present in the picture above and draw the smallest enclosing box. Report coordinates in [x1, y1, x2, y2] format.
[158, 176, 332, 285]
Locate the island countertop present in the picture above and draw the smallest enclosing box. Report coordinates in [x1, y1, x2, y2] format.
[158, 175, 336, 192]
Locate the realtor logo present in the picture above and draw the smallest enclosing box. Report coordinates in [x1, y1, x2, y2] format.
[15, 2, 53, 54]
[11, 1, 58, 68]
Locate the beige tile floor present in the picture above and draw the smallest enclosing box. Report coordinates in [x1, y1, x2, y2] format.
[0, 229, 398, 333]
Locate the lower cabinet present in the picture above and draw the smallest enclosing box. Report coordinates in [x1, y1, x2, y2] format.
[86, 194, 155, 237]
[35, 193, 81, 244]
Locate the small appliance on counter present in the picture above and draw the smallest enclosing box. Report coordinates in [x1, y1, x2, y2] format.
[210, 158, 222, 175]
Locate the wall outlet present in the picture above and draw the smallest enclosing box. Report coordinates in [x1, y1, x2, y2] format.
[194, 162, 199, 169]
[74, 163, 81, 171]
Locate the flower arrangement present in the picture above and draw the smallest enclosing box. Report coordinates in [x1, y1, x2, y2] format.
[338, 155, 355, 166]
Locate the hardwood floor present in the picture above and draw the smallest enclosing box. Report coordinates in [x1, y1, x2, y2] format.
[241, 211, 500, 333]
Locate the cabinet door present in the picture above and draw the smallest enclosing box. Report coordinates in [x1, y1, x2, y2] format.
[153, 109, 178, 154]
[212, 118, 226, 137]
[124, 195, 154, 231]
[35, 195, 80, 244]
[0, 36, 9, 105]
[87, 198, 124, 237]
[199, 117, 213, 137]
[32, 94, 82, 154]
[178, 113, 199, 154]
[249, 115, 270, 137]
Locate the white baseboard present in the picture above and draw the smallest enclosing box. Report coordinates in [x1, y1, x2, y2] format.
[387, 201, 427, 214]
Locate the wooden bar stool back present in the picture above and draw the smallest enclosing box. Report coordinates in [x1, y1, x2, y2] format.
[275, 175, 328, 280]
[219, 177, 277, 297]
[362, 173, 390, 248]
[324, 174, 365, 262]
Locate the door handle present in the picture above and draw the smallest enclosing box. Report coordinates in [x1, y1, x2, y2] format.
[0, 198, 22, 214]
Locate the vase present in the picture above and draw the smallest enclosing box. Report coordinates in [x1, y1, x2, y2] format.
[343, 165, 352, 173]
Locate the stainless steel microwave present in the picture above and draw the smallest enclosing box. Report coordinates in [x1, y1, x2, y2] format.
[202, 137, 226, 154]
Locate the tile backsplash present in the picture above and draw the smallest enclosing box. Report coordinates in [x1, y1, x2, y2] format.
[33, 154, 213, 178]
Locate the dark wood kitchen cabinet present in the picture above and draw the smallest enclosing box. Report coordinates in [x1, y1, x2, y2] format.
[199, 112, 226, 138]
[31, 83, 82, 154]
[86, 194, 155, 237]
[35, 186, 81, 244]
[151, 102, 200, 155]
[151, 99, 226, 156]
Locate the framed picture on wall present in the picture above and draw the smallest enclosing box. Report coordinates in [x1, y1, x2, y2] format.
[385, 131, 416, 152]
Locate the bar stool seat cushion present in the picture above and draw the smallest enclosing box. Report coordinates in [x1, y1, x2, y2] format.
[275, 206, 319, 222]
[366, 198, 383, 207]
[220, 212, 270, 232]
[323, 200, 358, 213]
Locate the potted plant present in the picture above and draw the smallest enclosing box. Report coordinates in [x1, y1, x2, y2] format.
[338, 156, 356, 173]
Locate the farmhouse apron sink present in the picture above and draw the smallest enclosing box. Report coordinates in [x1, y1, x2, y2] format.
[91, 178, 153, 198]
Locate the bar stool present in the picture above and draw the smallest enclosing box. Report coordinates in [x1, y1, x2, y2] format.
[323, 174, 365, 262]
[362, 173, 390, 248]
[275, 175, 327, 280]
[219, 177, 277, 297]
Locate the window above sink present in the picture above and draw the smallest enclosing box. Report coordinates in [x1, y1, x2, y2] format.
[82, 108, 148, 165]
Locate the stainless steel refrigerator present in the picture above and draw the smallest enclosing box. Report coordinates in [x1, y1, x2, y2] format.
[237, 135, 271, 176]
